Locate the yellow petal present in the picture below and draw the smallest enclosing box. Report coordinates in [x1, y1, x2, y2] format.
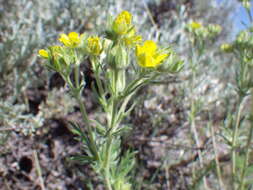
[118, 11, 132, 25]
[143, 40, 157, 55]
[190, 21, 202, 29]
[68, 32, 79, 38]
[136, 45, 144, 56]
[137, 53, 147, 67]
[136, 40, 168, 68]
[68, 32, 80, 43]
[38, 49, 49, 58]
[112, 11, 132, 35]
[87, 36, 102, 55]
[137, 53, 156, 68]
[59, 34, 71, 46]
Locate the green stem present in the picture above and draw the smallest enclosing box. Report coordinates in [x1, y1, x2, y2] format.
[74, 50, 80, 88]
[71, 64, 99, 161]
[91, 57, 105, 97]
[189, 46, 208, 190]
[103, 83, 118, 190]
[75, 93, 99, 160]
[209, 123, 225, 190]
[231, 97, 245, 188]
[104, 134, 113, 190]
[238, 96, 253, 190]
[74, 64, 80, 88]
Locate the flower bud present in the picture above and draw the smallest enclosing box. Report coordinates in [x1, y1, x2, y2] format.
[38, 49, 49, 59]
[220, 43, 233, 53]
[107, 45, 128, 69]
[237, 30, 249, 44]
[112, 11, 132, 35]
[207, 24, 222, 37]
[87, 36, 102, 56]
[242, 1, 251, 10]
[188, 21, 202, 30]
[115, 45, 128, 68]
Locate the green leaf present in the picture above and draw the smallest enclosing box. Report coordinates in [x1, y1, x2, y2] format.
[245, 164, 253, 178]
[236, 155, 245, 172]
[112, 125, 131, 136]
[68, 121, 84, 136]
[70, 155, 95, 164]
[90, 119, 106, 136]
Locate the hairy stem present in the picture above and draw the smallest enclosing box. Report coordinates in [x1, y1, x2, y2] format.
[104, 134, 113, 190]
[231, 97, 245, 189]
[103, 83, 118, 190]
[239, 92, 253, 190]
[189, 47, 209, 189]
[210, 124, 225, 190]
[72, 64, 99, 161]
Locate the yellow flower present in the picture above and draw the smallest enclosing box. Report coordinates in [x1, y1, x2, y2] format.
[136, 40, 169, 68]
[38, 49, 49, 58]
[87, 36, 102, 55]
[112, 11, 132, 35]
[58, 32, 83, 48]
[207, 24, 222, 36]
[189, 21, 202, 30]
[220, 43, 233, 53]
[124, 28, 142, 46]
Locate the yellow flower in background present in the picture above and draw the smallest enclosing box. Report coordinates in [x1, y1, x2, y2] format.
[59, 32, 83, 48]
[87, 36, 102, 56]
[136, 40, 169, 68]
[189, 21, 202, 30]
[112, 11, 132, 35]
[38, 49, 49, 58]
[124, 28, 142, 46]
[207, 24, 222, 35]
[220, 43, 233, 53]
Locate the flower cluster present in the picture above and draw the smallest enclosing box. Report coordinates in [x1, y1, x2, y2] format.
[221, 28, 253, 97]
[186, 21, 222, 41]
[58, 32, 84, 48]
[38, 10, 183, 190]
[221, 29, 253, 59]
[104, 11, 141, 48]
[39, 11, 182, 71]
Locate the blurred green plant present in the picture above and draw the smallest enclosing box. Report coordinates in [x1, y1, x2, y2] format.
[221, 27, 253, 190]
[185, 20, 222, 189]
